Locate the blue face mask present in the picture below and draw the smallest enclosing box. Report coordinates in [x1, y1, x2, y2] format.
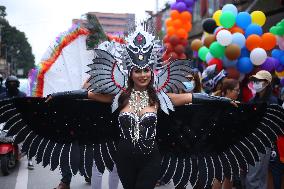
[183, 81, 195, 92]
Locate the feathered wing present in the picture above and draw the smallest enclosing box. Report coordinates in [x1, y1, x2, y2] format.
[0, 98, 119, 176]
[157, 103, 284, 188]
[154, 59, 194, 114]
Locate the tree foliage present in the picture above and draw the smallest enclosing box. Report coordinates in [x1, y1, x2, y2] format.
[0, 6, 35, 77]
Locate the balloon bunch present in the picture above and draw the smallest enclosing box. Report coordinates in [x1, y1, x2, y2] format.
[191, 3, 279, 77]
[269, 20, 284, 84]
[163, 0, 196, 61]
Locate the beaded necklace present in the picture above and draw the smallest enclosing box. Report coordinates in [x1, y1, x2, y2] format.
[129, 89, 149, 143]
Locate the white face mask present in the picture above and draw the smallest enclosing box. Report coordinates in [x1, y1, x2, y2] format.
[252, 81, 266, 93]
[183, 81, 195, 92]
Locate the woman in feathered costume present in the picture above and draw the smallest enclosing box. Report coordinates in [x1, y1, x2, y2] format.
[1, 23, 284, 189]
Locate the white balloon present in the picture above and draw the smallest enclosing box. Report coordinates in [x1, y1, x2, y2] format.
[250, 48, 267, 65]
[206, 52, 213, 63]
[216, 30, 232, 46]
[232, 33, 246, 48]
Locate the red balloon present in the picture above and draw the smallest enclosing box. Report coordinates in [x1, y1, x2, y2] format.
[163, 35, 170, 43]
[226, 67, 240, 79]
[169, 35, 180, 46]
[174, 44, 185, 54]
[179, 53, 187, 59]
[208, 58, 223, 72]
[164, 43, 174, 53]
[169, 52, 178, 61]
[180, 38, 188, 47]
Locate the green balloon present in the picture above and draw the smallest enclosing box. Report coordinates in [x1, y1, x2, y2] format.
[278, 26, 284, 35]
[220, 12, 236, 29]
[209, 42, 225, 58]
[270, 26, 278, 35]
[198, 46, 209, 61]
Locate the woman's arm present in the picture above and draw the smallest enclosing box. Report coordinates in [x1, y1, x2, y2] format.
[167, 93, 192, 106]
[88, 91, 114, 103]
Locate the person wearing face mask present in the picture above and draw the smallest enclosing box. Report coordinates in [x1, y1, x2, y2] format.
[182, 70, 202, 94]
[245, 70, 279, 189]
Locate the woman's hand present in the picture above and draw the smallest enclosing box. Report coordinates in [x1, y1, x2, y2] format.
[45, 95, 53, 103]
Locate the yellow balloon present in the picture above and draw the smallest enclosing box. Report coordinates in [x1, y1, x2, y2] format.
[251, 11, 266, 26]
[213, 10, 222, 26]
[275, 70, 284, 78]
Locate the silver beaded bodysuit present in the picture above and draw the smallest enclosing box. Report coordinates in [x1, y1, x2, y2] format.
[118, 112, 157, 154]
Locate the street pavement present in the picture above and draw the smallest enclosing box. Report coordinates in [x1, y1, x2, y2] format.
[0, 158, 193, 189]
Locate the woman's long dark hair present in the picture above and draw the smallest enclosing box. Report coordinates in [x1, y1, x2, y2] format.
[118, 70, 159, 111]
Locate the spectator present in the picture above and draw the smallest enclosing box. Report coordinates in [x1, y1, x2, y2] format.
[0, 74, 6, 94]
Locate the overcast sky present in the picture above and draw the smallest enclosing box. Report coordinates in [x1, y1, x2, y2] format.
[2, 0, 174, 65]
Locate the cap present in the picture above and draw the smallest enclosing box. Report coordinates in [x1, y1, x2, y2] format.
[250, 70, 272, 83]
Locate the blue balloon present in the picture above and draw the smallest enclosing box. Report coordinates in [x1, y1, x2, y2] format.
[170, 2, 178, 10]
[240, 48, 250, 58]
[245, 24, 263, 37]
[222, 4, 238, 16]
[272, 49, 284, 59]
[237, 57, 253, 73]
[223, 57, 237, 68]
[232, 33, 246, 48]
[280, 55, 284, 65]
[236, 12, 251, 30]
[184, 0, 194, 7]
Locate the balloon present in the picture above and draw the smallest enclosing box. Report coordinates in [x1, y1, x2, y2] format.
[250, 48, 267, 65]
[222, 4, 238, 16]
[183, 22, 192, 32]
[198, 46, 209, 61]
[167, 26, 176, 36]
[245, 34, 262, 51]
[180, 11, 192, 22]
[260, 57, 276, 72]
[163, 35, 170, 43]
[202, 18, 217, 34]
[214, 26, 224, 35]
[203, 34, 216, 48]
[226, 67, 240, 79]
[220, 12, 236, 29]
[173, 19, 183, 28]
[209, 41, 225, 58]
[212, 10, 222, 26]
[240, 47, 250, 58]
[191, 39, 203, 51]
[280, 78, 284, 86]
[225, 44, 241, 60]
[245, 24, 263, 37]
[206, 52, 214, 63]
[272, 49, 284, 59]
[269, 26, 278, 35]
[170, 2, 178, 10]
[179, 53, 187, 59]
[174, 44, 185, 54]
[216, 30, 232, 46]
[169, 52, 179, 61]
[277, 36, 284, 50]
[223, 56, 237, 68]
[237, 57, 253, 73]
[169, 35, 179, 46]
[164, 43, 174, 53]
[236, 12, 251, 29]
[260, 33, 276, 50]
[170, 10, 181, 20]
[275, 70, 284, 78]
[275, 59, 284, 72]
[184, 0, 194, 7]
[177, 28, 188, 39]
[251, 11, 266, 26]
[208, 58, 223, 72]
[176, 2, 187, 12]
[280, 55, 284, 65]
[231, 33, 246, 48]
[230, 26, 244, 34]
[180, 38, 188, 47]
[165, 18, 173, 27]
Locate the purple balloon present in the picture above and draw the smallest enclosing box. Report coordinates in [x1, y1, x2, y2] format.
[184, 0, 194, 7]
[260, 57, 275, 72]
[170, 2, 178, 10]
[280, 78, 284, 86]
[176, 2, 187, 12]
[187, 7, 193, 13]
[275, 59, 284, 72]
[177, 0, 184, 2]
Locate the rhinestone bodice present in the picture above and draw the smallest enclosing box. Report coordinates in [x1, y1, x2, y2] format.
[118, 112, 157, 154]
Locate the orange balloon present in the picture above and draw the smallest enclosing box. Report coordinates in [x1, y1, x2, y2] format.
[245, 34, 262, 51]
[165, 18, 173, 27]
[180, 11, 192, 22]
[230, 25, 244, 34]
[167, 26, 176, 36]
[203, 34, 216, 48]
[261, 32, 277, 50]
[183, 22, 192, 32]
[173, 19, 183, 28]
[191, 39, 203, 51]
[177, 28, 188, 39]
[170, 10, 180, 20]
